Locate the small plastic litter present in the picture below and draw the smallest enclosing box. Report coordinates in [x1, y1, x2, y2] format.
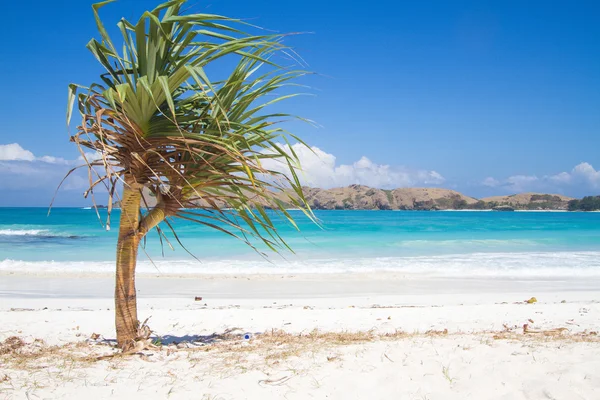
[525, 297, 537, 304]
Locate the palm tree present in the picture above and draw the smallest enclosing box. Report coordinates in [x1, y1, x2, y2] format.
[66, 0, 313, 351]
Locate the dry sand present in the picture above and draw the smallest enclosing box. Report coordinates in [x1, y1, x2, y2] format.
[1, 272, 599, 399]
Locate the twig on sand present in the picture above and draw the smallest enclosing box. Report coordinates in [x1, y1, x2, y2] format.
[523, 324, 569, 335]
[258, 375, 292, 386]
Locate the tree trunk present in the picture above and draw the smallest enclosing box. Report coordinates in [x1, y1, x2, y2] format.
[115, 177, 142, 351]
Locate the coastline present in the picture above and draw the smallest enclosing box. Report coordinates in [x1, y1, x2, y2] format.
[3, 271, 600, 299]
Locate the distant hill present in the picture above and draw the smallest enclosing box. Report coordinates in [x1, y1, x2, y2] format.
[117, 186, 581, 211]
[289, 185, 478, 210]
[480, 193, 574, 210]
[281, 187, 578, 210]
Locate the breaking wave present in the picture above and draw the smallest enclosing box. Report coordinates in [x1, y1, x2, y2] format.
[2, 251, 600, 277]
[0, 229, 50, 236]
[0, 229, 82, 239]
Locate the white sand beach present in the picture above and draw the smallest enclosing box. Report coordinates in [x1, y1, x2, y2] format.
[2, 0, 599, 398]
[2, 272, 599, 399]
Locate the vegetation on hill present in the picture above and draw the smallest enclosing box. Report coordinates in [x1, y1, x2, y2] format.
[568, 196, 600, 211]
[479, 193, 573, 211]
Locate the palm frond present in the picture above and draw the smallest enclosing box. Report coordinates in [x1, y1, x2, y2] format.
[67, 0, 316, 254]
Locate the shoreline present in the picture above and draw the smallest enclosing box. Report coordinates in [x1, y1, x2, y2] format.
[3, 271, 600, 300]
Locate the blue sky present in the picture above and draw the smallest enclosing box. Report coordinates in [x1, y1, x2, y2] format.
[0, 0, 599, 206]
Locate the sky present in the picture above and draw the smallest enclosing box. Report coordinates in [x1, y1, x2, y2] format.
[0, 0, 599, 206]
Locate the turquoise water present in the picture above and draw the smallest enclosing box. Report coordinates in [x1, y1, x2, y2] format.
[1, 208, 600, 276]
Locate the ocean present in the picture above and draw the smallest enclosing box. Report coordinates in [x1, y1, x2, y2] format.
[1, 208, 600, 277]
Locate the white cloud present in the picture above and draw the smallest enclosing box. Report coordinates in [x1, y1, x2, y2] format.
[77, 151, 103, 163]
[1, 142, 446, 194]
[0, 143, 69, 164]
[505, 175, 539, 192]
[0, 143, 35, 161]
[262, 143, 445, 189]
[1, 142, 445, 205]
[38, 155, 70, 164]
[0, 143, 91, 193]
[571, 162, 600, 188]
[549, 171, 571, 184]
[545, 162, 600, 189]
[482, 177, 500, 187]
[482, 162, 600, 194]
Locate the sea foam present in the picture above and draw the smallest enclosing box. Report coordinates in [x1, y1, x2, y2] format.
[2, 251, 600, 277]
[0, 229, 49, 236]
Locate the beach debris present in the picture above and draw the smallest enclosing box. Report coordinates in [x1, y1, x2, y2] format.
[137, 318, 153, 340]
[528, 319, 535, 323]
[425, 328, 449, 336]
[194, 296, 203, 301]
[523, 324, 568, 335]
[0, 336, 25, 355]
[107, 317, 155, 355]
[561, 300, 567, 303]
[566, 319, 580, 326]
[243, 333, 252, 340]
[525, 297, 537, 304]
[258, 375, 292, 386]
